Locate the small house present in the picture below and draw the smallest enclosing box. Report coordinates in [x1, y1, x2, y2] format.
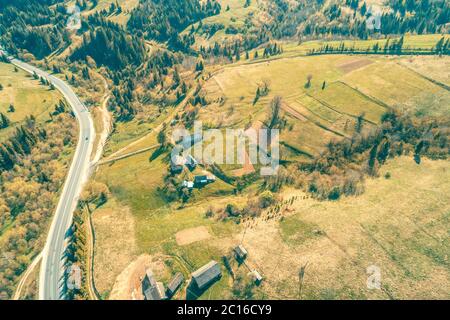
[185, 155, 198, 171]
[194, 175, 216, 187]
[142, 269, 167, 300]
[182, 181, 194, 189]
[190, 260, 222, 292]
[170, 155, 185, 174]
[252, 270, 263, 286]
[233, 245, 248, 262]
[166, 272, 184, 298]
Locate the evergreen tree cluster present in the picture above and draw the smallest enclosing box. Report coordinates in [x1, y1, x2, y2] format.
[127, 0, 221, 49]
[0, 113, 10, 129]
[70, 15, 146, 71]
[0, 0, 69, 59]
[0, 117, 46, 171]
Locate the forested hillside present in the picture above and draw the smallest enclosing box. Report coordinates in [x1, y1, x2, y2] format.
[0, 101, 76, 299]
[0, 0, 69, 59]
[128, 0, 221, 49]
[71, 14, 146, 70]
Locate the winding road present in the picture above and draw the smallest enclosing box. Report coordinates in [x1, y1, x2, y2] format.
[11, 58, 95, 300]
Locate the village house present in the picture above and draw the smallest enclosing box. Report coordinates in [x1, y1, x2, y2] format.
[190, 260, 222, 292]
[178, 133, 202, 150]
[171, 154, 198, 175]
[252, 270, 263, 286]
[166, 272, 184, 298]
[170, 155, 186, 174]
[185, 154, 198, 171]
[233, 245, 248, 262]
[182, 180, 194, 189]
[194, 175, 216, 187]
[142, 269, 167, 300]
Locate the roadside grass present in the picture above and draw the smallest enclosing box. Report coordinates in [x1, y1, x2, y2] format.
[0, 62, 61, 141]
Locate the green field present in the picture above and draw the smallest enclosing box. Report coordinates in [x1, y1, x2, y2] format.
[182, 0, 260, 48]
[91, 36, 450, 300]
[199, 51, 449, 160]
[93, 146, 241, 298]
[282, 34, 449, 56]
[78, 0, 139, 25]
[0, 62, 62, 141]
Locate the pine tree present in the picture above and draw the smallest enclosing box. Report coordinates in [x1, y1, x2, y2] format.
[0, 113, 11, 129]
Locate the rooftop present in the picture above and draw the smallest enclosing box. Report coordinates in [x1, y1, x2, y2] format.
[191, 260, 222, 290]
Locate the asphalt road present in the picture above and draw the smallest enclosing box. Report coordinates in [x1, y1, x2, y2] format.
[11, 58, 95, 300]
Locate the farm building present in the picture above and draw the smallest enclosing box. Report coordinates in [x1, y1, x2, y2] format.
[252, 270, 263, 286]
[171, 154, 199, 174]
[166, 272, 184, 298]
[190, 260, 222, 291]
[170, 155, 185, 174]
[234, 245, 248, 262]
[182, 180, 194, 189]
[142, 269, 167, 300]
[194, 175, 216, 187]
[185, 155, 198, 171]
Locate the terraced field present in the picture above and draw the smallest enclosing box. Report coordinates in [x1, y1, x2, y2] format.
[91, 35, 450, 300]
[200, 52, 450, 161]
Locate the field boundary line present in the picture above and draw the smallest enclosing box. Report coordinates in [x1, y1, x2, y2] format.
[12, 252, 42, 300]
[282, 102, 351, 139]
[99, 144, 160, 165]
[336, 81, 392, 110]
[395, 62, 450, 92]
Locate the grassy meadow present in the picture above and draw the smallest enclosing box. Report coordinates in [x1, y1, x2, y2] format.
[181, 0, 261, 48]
[0, 62, 62, 141]
[200, 48, 449, 161]
[91, 35, 450, 300]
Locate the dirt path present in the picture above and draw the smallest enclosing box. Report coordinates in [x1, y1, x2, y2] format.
[91, 78, 112, 166]
[98, 144, 160, 166]
[13, 252, 42, 300]
[232, 149, 256, 177]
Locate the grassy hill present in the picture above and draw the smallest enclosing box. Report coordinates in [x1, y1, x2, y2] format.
[181, 0, 262, 48]
[199, 41, 449, 162]
[90, 34, 450, 299]
[0, 62, 62, 141]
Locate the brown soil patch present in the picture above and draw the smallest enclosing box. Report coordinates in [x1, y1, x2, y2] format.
[109, 254, 166, 300]
[338, 59, 373, 74]
[176, 226, 212, 246]
[232, 150, 256, 177]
